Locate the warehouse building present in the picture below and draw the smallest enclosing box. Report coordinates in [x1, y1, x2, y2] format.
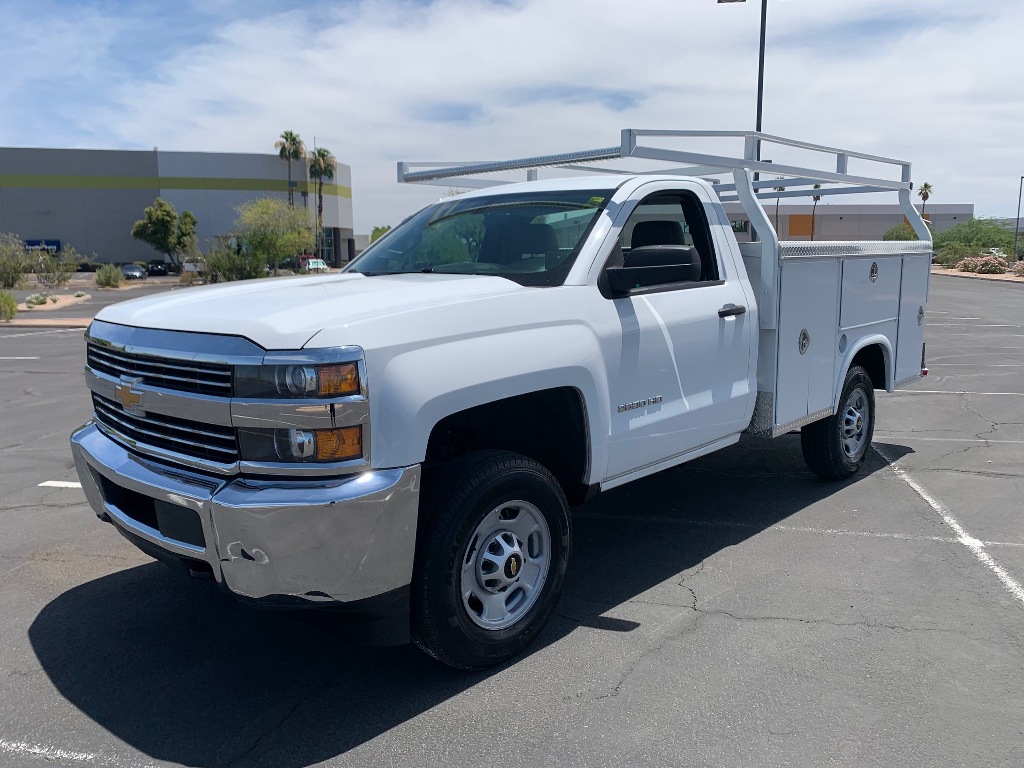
[723, 202, 973, 241]
[0, 147, 354, 266]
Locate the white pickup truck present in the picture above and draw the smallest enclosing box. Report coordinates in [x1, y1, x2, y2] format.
[71, 130, 932, 669]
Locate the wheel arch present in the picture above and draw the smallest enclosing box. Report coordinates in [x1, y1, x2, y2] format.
[835, 335, 893, 409]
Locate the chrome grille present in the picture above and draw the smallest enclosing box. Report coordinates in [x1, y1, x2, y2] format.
[92, 393, 238, 465]
[87, 343, 232, 396]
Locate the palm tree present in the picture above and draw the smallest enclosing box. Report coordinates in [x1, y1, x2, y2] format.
[917, 181, 933, 218]
[274, 131, 306, 206]
[309, 146, 337, 259]
[811, 183, 822, 240]
[773, 177, 786, 233]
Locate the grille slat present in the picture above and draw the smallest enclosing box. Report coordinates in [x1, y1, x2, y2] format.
[92, 394, 238, 465]
[87, 343, 232, 396]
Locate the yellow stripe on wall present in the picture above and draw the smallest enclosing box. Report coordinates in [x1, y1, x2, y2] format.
[0, 174, 352, 198]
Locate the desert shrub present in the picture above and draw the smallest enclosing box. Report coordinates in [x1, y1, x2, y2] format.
[934, 217, 1014, 253]
[934, 243, 974, 267]
[25, 293, 47, 306]
[74, 290, 86, 298]
[49, 295, 58, 303]
[179, 270, 201, 286]
[1011, 261, 1024, 277]
[36, 245, 79, 289]
[95, 264, 122, 288]
[0, 233, 28, 289]
[205, 242, 264, 282]
[958, 255, 1008, 274]
[882, 222, 919, 241]
[0, 290, 16, 321]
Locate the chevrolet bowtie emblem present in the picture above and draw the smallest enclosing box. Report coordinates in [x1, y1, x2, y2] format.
[114, 380, 143, 412]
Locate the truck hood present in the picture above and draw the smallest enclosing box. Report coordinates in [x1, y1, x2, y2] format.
[95, 273, 530, 349]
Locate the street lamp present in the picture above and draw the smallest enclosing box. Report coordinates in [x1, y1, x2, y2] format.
[1015, 175, 1023, 262]
[718, 0, 768, 159]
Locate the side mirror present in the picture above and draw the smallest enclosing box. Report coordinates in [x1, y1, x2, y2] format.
[606, 264, 700, 296]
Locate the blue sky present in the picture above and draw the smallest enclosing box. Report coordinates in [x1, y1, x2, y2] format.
[1, 0, 1022, 231]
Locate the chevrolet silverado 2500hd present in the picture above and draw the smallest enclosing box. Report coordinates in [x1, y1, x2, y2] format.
[71, 130, 931, 669]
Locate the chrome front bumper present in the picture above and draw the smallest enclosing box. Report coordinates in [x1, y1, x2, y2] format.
[71, 422, 421, 607]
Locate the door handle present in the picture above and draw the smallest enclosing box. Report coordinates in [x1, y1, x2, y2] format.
[718, 304, 746, 318]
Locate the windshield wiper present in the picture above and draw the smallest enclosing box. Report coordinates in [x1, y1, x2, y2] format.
[357, 266, 435, 276]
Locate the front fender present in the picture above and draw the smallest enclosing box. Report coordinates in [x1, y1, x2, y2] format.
[369, 325, 608, 481]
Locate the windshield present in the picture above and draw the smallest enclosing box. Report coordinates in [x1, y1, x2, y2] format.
[345, 189, 612, 287]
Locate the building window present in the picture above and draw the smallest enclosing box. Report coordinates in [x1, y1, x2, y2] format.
[730, 220, 749, 233]
[321, 228, 334, 261]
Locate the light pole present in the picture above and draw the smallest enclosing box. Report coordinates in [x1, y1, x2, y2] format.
[718, 0, 768, 158]
[1015, 175, 1023, 262]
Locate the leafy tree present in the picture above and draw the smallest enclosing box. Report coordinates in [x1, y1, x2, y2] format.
[882, 222, 919, 241]
[0, 233, 28, 289]
[274, 130, 306, 206]
[205, 240, 264, 282]
[235, 197, 314, 276]
[811, 184, 822, 240]
[370, 225, 392, 243]
[917, 181, 933, 217]
[309, 147, 337, 259]
[933, 217, 1013, 253]
[131, 198, 197, 266]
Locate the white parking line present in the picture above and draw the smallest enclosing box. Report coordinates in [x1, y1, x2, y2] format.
[0, 739, 158, 768]
[0, 356, 40, 360]
[38, 480, 82, 488]
[893, 390, 1024, 396]
[875, 436, 1024, 444]
[575, 513, 1024, 548]
[0, 328, 81, 339]
[874, 446, 1024, 606]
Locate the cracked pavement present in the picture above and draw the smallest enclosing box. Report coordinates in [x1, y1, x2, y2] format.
[1, 274, 1022, 767]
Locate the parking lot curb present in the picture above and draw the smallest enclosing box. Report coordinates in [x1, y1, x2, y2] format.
[2, 318, 92, 329]
[931, 268, 1024, 285]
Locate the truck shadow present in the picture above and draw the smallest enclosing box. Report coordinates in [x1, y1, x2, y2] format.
[28, 436, 910, 767]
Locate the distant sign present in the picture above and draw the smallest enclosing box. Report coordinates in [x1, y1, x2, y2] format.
[25, 239, 61, 252]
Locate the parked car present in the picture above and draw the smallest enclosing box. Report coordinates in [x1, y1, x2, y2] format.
[304, 258, 330, 273]
[147, 260, 168, 276]
[121, 264, 146, 280]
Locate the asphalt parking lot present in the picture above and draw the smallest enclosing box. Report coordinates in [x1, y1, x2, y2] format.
[0, 274, 1022, 767]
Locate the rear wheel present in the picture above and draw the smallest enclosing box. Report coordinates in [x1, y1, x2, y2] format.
[801, 364, 875, 480]
[412, 450, 571, 670]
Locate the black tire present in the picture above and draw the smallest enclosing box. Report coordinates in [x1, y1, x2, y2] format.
[801, 364, 875, 480]
[412, 450, 571, 670]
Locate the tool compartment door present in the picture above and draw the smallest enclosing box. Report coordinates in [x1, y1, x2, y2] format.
[895, 254, 930, 384]
[775, 259, 840, 427]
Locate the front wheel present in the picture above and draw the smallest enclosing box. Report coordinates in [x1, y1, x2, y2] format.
[412, 450, 570, 670]
[801, 364, 875, 480]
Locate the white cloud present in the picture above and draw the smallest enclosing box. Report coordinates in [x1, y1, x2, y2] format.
[2, 0, 1022, 230]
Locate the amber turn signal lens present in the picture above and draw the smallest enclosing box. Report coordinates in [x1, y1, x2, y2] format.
[313, 426, 362, 461]
[317, 363, 359, 396]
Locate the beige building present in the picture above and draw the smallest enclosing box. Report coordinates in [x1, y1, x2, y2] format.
[0, 147, 355, 265]
[724, 203, 973, 242]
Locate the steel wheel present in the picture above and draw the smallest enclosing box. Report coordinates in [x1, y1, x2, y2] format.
[841, 389, 870, 460]
[460, 500, 551, 631]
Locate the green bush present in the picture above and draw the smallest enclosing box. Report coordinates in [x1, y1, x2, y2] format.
[205, 242, 265, 282]
[25, 293, 47, 306]
[0, 290, 16, 321]
[74, 291, 86, 298]
[36, 245, 78, 290]
[95, 264, 122, 288]
[958, 255, 1008, 274]
[934, 217, 1014, 253]
[0, 233, 28, 289]
[934, 242, 975, 267]
[882, 222, 919, 241]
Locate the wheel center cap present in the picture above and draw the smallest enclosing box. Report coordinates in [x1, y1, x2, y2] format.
[504, 553, 522, 580]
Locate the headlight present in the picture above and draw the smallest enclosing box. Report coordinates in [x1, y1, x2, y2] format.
[238, 426, 363, 463]
[235, 363, 359, 398]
